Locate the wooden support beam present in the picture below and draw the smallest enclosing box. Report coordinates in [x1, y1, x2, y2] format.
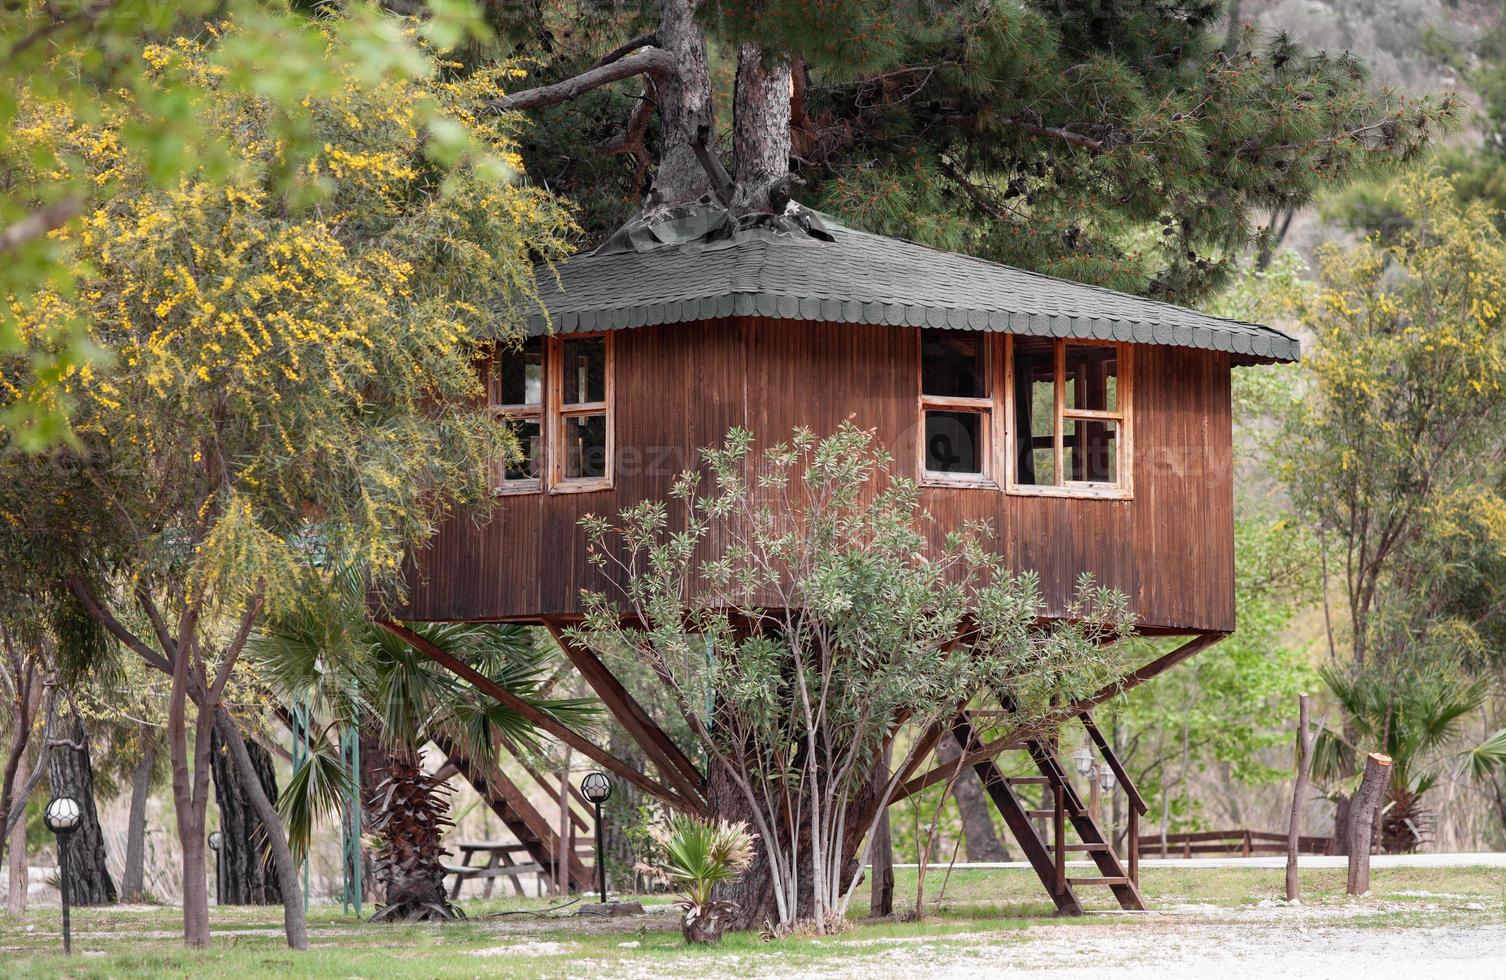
[374, 620, 704, 815]
[892, 632, 1225, 802]
[543, 620, 707, 808]
[952, 714, 1082, 914]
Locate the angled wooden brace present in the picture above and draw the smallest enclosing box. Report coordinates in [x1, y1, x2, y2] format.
[543, 620, 708, 809]
[374, 620, 706, 815]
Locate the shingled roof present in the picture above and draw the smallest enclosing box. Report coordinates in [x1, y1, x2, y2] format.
[516, 204, 1299, 364]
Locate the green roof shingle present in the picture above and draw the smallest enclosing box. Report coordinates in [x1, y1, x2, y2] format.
[516, 212, 1299, 364]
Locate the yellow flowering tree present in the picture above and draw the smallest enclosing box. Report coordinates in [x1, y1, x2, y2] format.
[0, 0, 502, 446]
[1279, 175, 1506, 848]
[0, 24, 571, 949]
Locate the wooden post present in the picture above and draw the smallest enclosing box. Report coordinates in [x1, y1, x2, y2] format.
[1053, 784, 1065, 896]
[1346, 753, 1392, 896]
[1127, 807, 1139, 887]
[556, 746, 572, 896]
[1286, 692, 1323, 903]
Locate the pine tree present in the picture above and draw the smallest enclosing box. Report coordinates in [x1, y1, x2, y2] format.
[491, 0, 1455, 300]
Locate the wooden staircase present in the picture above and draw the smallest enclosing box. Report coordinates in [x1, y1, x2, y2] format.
[953, 712, 1147, 914]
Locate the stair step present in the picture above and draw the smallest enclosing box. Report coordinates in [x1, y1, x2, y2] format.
[1024, 809, 1057, 818]
[1068, 876, 1129, 886]
[1006, 776, 1052, 785]
[1062, 843, 1111, 852]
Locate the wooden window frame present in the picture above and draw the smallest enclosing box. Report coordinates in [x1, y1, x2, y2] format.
[548, 331, 615, 494]
[487, 332, 615, 496]
[1004, 336, 1132, 500]
[488, 338, 545, 496]
[917, 331, 1003, 489]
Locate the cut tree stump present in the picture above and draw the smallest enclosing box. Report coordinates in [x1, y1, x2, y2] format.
[1346, 752, 1392, 896]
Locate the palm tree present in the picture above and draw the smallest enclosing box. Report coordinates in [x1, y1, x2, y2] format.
[253, 570, 596, 921]
[1314, 665, 1488, 853]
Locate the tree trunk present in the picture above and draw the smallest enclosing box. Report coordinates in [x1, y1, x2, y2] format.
[121, 727, 156, 901]
[1331, 794, 1352, 856]
[1286, 693, 1319, 902]
[46, 716, 116, 906]
[1346, 753, 1392, 895]
[213, 708, 307, 949]
[732, 43, 793, 212]
[934, 733, 1009, 862]
[6, 749, 28, 914]
[869, 745, 894, 918]
[647, 0, 714, 206]
[209, 724, 282, 905]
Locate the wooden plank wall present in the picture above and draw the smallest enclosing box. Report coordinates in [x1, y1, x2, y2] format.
[402, 317, 1235, 633]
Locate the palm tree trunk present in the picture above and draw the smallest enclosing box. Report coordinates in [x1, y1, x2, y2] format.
[46, 716, 116, 905]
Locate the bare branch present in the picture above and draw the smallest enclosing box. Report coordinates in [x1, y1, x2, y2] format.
[487, 46, 676, 114]
[0, 198, 82, 255]
[589, 32, 659, 71]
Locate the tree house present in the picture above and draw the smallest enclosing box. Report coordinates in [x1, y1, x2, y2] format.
[386, 205, 1299, 913]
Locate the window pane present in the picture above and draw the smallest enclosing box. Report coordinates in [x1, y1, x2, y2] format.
[494, 337, 543, 407]
[1066, 419, 1118, 483]
[924, 410, 985, 475]
[498, 418, 541, 483]
[921, 330, 987, 398]
[562, 337, 607, 405]
[1064, 344, 1118, 414]
[1013, 337, 1057, 485]
[564, 413, 608, 480]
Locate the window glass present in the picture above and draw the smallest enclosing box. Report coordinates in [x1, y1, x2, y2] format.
[1066, 419, 1118, 483]
[924, 411, 984, 474]
[494, 337, 543, 407]
[562, 337, 607, 405]
[921, 331, 987, 398]
[564, 413, 608, 479]
[1012, 338, 1057, 485]
[1064, 344, 1118, 413]
[501, 418, 542, 482]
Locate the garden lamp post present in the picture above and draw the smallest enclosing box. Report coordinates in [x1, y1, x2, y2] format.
[580, 771, 613, 904]
[208, 831, 224, 905]
[44, 796, 82, 955]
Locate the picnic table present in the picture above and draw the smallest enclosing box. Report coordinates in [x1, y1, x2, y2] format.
[442, 841, 546, 898]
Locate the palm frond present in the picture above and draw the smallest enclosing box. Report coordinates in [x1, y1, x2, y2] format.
[1464, 728, 1506, 782]
[277, 737, 356, 864]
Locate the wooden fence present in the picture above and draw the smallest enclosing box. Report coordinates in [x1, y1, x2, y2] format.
[1134, 829, 1332, 858]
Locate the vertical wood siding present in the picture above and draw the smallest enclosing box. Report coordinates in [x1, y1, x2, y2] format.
[402, 317, 1235, 633]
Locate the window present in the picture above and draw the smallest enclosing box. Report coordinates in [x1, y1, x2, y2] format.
[916, 330, 1131, 496]
[919, 331, 997, 484]
[1008, 338, 1129, 495]
[486, 333, 613, 494]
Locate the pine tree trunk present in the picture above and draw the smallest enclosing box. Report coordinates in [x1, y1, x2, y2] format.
[121, 728, 155, 901]
[648, 0, 714, 206]
[6, 749, 28, 914]
[934, 733, 1009, 862]
[209, 726, 282, 905]
[213, 709, 307, 949]
[1346, 753, 1392, 895]
[46, 717, 116, 906]
[731, 43, 792, 212]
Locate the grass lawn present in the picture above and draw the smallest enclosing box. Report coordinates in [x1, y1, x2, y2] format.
[2, 865, 1503, 978]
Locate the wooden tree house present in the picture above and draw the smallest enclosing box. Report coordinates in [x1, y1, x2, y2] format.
[381, 207, 1299, 912]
